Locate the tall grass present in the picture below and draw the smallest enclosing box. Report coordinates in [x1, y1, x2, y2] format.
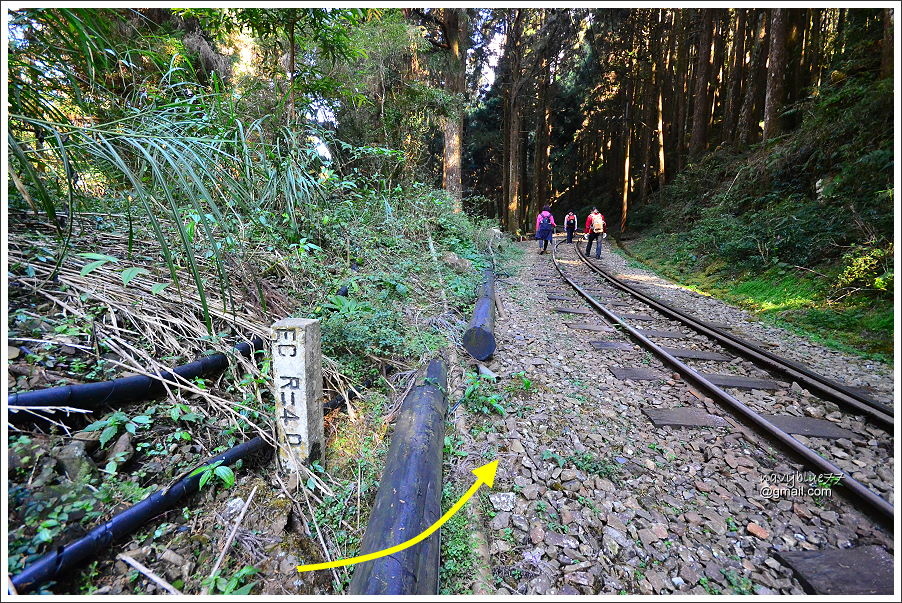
[7, 9, 333, 331]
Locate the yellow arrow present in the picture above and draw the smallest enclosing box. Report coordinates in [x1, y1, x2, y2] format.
[297, 459, 499, 573]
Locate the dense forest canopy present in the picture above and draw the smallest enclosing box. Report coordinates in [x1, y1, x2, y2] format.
[6, 6, 895, 325]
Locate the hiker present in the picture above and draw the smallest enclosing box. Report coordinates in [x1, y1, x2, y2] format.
[584, 207, 606, 259]
[564, 211, 577, 243]
[535, 205, 556, 254]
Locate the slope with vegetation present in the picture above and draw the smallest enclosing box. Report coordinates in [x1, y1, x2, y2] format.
[6, 8, 515, 594]
[619, 14, 894, 360]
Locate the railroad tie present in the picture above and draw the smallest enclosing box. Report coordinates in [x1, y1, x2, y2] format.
[698, 373, 782, 391]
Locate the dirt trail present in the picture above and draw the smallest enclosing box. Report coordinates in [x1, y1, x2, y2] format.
[461, 239, 893, 595]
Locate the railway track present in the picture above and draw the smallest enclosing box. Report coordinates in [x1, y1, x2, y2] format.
[572, 244, 893, 427]
[547, 239, 893, 524]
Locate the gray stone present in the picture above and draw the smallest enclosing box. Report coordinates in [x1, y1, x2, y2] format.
[545, 531, 579, 549]
[775, 546, 894, 595]
[565, 572, 594, 587]
[490, 492, 516, 512]
[271, 318, 323, 469]
[55, 441, 98, 482]
[530, 524, 546, 545]
[491, 511, 511, 530]
[522, 484, 541, 500]
[638, 528, 659, 548]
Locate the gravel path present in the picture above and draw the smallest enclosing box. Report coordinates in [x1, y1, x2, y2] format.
[460, 239, 894, 595]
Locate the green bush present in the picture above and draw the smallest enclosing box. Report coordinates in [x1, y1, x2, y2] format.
[834, 242, 894, 293]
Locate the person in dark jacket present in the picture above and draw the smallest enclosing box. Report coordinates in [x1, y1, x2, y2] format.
[535, 206, 556, 254]
[564, 212, 577, 243]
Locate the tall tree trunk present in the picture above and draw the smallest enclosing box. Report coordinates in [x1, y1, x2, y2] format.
[499, 10, 523, 231]
[785, 8, 806, 116]
[620, 59, 635, 233]
[764, 8, 787, 140]
[654, 42, 666, 189]
[708, 10, 727, 137]
[507, 106, 522, 232]
[664, 10, 677, 173]
[838, 8, 846, 53]
[882, 8, 894, 79]
[723, 9, 747, 141]
[689, 9, 713, 157]
[808, 10, 824, 88]
[532, 28, 553, 216]
[522, 127, 531, 231]
[738, 10, 768, 145]
[639, 117, 652, 205]
[797, 9, 813, 95]
[501, 83, 510, 224]
[441, 8, 467, 209]
[674, 9, 691, 171]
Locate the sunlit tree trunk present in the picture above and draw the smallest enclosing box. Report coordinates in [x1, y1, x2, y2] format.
[653, 38, 666, 189]
[708, 10, 727, 138]
[723, 9, 747, 141]
[507, 105, 522, 232]
[808, 10, 824, 88]
[500, 10, 524, 232]
[441, 8, 467, 209]
[620, 55, 635, 232]
[532, 39, 552, 216]
[785, 8, 806, 130]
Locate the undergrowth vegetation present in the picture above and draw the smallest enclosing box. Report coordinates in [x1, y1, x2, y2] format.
[6, 8, 519, 594]
[625, 71, 893, 359]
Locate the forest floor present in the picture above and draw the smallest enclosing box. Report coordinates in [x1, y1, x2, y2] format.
[450, 236, 893, 595]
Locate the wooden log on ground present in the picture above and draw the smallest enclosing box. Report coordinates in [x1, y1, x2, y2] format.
[348, 358, 448, 595]
[462, 269, 496, 361]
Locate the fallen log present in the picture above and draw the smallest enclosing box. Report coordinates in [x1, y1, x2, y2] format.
[462, 269, 496, 361]
[348, 358, 448, 595]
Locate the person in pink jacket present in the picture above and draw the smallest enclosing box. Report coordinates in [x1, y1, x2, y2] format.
[535, 206, 556, 254]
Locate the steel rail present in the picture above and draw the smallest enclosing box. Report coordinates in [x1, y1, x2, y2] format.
[552, 240, 893, 524]
[573, 245, 893, 428]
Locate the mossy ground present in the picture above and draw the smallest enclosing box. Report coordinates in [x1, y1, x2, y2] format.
[616, 240, 892, 363]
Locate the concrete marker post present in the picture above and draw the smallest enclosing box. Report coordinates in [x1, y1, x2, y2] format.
[271, 318, 324, 471]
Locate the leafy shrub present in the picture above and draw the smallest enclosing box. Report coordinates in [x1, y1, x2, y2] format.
[834, 242, 894, 294]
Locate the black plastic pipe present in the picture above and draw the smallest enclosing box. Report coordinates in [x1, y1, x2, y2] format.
[11, 436, 271, 594]
[8, 336, 265, 411]
[348, 358, 447, 595]
[462, 270, 496, 361]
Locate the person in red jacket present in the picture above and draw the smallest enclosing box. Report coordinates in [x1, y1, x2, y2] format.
[584, 208, 606, 259]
